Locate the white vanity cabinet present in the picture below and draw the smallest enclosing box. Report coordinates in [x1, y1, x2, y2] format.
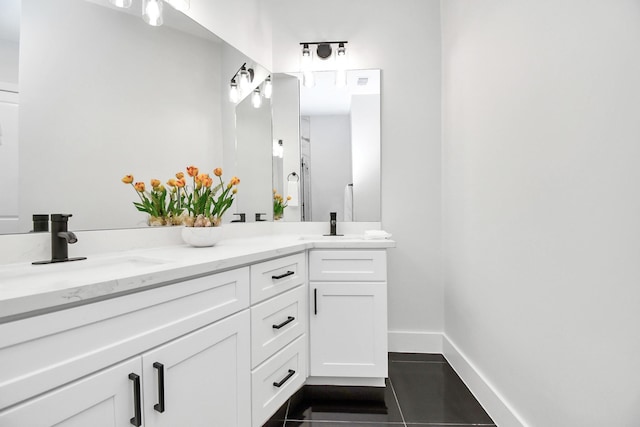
[249, 252, 307, 427]
[308, 250, 388, 385]
[0, 268, 251, 427]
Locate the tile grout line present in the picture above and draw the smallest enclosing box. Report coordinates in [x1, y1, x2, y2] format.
[281, 398, 291, 427]
[388, 377, 408, 427]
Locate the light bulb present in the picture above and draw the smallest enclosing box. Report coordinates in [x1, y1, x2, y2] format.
[239, 67, 251, 91]
[264, 76, 273, 99]
[252, 88, 262, 108]
[303, 71, 315, 88]
[301, 44, 312, 70]
[229, 80, 239, 103]
[109, 0, 132, 8]
[142, 0, 163, 26]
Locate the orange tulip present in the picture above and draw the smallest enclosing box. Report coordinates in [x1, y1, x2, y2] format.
[150, 179, 161, 188]
[186, 166, 199, 177]
[167, 179, 177, 187]
[176, 178, 186, 188]
[176, 172, 184, 180]
[121, 175, 134, 184]
[287, 195, 292, 201]
[134, 182, 145, 192]
[230, 176, 240, 186]
[213, 168, 223, 177]
[232, 188, 238, 194]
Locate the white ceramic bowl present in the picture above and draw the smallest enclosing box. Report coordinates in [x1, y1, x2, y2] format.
[181, 226, 223, 247]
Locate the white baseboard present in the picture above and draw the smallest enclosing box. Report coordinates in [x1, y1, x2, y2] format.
[443, 335, 527, 427]
[387, 330, 443, 353]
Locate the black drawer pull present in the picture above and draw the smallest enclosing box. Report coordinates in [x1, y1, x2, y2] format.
[272, 316, 295, 329]
[273, 369, 296, 388]
[153, 362, 165, 413]
[272, 270, 295, 280]
[314, 288, 317, 315]
[128, 373, 142, 426]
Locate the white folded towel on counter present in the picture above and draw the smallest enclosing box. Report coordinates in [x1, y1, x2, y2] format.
[363, 230, 392, 240]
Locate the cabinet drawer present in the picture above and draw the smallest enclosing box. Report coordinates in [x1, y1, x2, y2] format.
[0, 267, 250, 410]
[250, 252, 306, 304]
[251, 335, 306, 427]
[251, 286, 306, 368]
[309, 250, 387, 282]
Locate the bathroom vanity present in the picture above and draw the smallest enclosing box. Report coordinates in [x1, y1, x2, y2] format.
[0, 235, 393, 427]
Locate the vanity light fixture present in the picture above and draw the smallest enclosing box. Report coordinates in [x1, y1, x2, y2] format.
[142, 0, 164, 26]
[109, 0, 132, 8]
[228, 63, 254, 103]
[252, 87, 262, 108]
[229, 79, 239, 103]
[273, 139, 284, 158]
[238, 65, 253, 91]
[335, 42, 347, 87]
[263, 75, 273, 99]
[299, 41, 349, 88]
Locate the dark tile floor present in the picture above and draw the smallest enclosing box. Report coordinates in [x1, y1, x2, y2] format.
[263, 353, 495, 427]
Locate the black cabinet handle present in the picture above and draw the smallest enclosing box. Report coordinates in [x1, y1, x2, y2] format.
[273, 369, 296, 388]
[128, 373, 142, 426]
[272, 316, 295, 329]
[314, 288, 317, 315]
[272, 270, 295, 280]
[153, 362, 165, 413]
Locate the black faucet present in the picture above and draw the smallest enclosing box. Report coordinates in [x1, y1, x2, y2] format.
[33, 214, 87, 264]
[324, 211, 342, 236]
[255, 213, 267, 222]
[231, 213, 246, 223]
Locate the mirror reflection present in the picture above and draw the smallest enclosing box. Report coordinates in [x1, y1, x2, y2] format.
[271, 70, 381, 222]
[0, 0, 271, 234]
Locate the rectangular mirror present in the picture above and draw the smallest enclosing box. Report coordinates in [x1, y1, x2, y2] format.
[271, 70, 381, 222]
[0, 0, 272, 234]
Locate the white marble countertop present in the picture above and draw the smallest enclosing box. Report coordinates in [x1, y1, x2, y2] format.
[0, 234, 395, 323]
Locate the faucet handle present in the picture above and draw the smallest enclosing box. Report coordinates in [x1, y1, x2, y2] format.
[255, 213, 267, 222]
[51, 214, 73, 222]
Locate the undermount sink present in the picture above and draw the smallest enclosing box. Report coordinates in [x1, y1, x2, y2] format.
[0, 255, 171, 282]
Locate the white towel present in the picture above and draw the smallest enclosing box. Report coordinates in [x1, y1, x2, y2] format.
[344, 184, 353, 222]
[364, 230, 392, 240]
[287, 181, 299, 207]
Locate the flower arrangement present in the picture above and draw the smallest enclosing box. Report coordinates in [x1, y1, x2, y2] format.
[121, 175, 185, 225]
[182, 166, 239, 227]
[273, 189, 291, 221]
[122, 166, 239, 227]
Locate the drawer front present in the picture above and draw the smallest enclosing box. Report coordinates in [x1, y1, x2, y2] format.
[0, 267, 250, 410]
[251, 335, 306, 427]
[250, 252, 306, 304]
[251, 286, 306, 368]
[309, 250, 387, 282]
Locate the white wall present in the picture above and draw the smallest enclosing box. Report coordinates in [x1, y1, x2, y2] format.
[270, 0, 443, 349]
[442, 1, 640, 426]
[19, 0, 222, 231]
[187, 0, 271, 70]
[308, 115, 351, 221]
[0, 39, 19, 85]
[351, 94, 380, 222]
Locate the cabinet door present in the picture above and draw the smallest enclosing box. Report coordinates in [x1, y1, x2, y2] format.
[309, 283, 388, 378]
[142, 310, 251, 427]
[0, 358, 142, 427]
